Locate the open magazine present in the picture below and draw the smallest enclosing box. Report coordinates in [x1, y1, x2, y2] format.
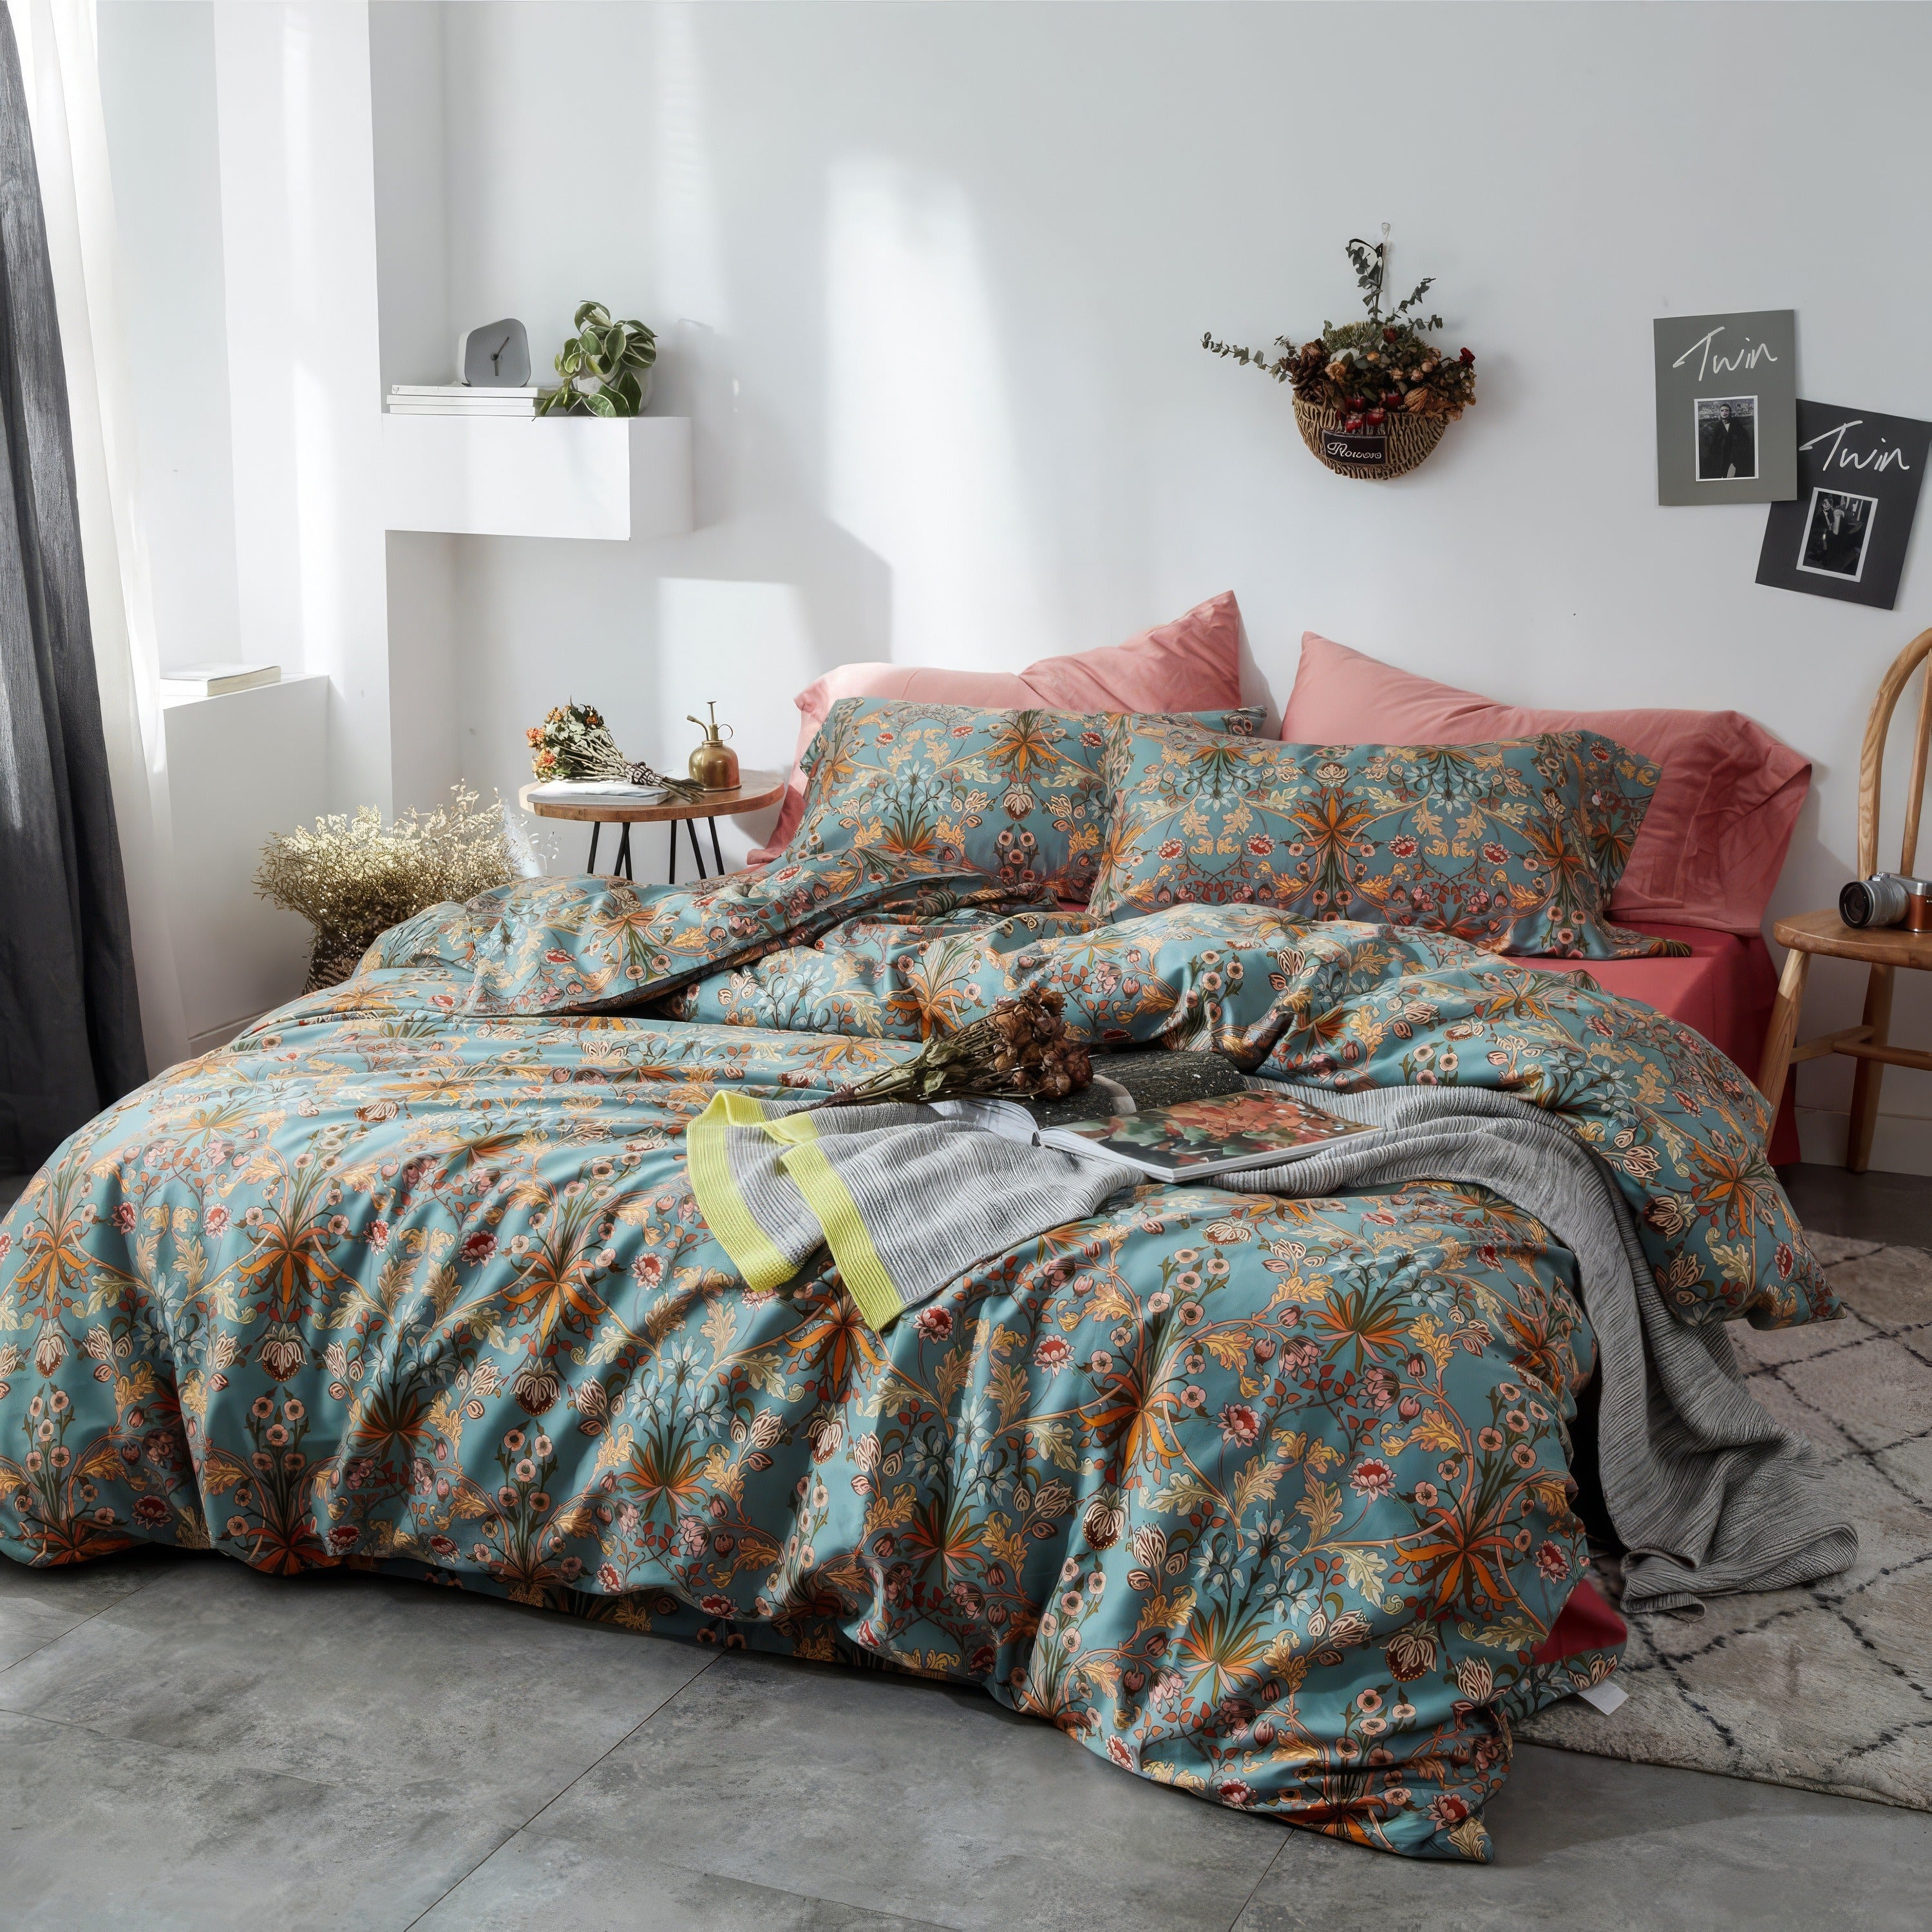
[945, 1086, 1374, 1182]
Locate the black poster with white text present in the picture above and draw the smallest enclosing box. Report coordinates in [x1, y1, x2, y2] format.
[1756, 401, 1930, 610]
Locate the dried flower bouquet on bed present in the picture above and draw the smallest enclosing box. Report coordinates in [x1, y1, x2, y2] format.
[254, 784, 512, 991]
[1204, 227, 1477, 478]
[814, 988, 1093, 1108]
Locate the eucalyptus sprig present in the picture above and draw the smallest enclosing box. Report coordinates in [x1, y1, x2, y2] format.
[1343, 227, 1442, 332]
[535, 301, 658, 418]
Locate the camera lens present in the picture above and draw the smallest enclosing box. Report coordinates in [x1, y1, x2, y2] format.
[1841, 875, 1912, 928]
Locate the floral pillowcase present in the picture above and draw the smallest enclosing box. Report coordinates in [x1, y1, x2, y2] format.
[1087, 715, 1683, 959]
[790, 696, 1264, 902]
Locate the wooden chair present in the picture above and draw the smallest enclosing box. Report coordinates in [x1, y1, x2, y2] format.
[1757, 625, 1932, 1170]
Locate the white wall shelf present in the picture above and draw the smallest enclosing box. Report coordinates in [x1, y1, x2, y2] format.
[381, 413, 692, 541]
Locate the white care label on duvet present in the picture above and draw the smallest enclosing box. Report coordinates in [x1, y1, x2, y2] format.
[1576, 1678, 1630, 1716]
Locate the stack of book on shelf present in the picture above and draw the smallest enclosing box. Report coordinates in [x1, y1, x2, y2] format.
[386, 384, 544, 419]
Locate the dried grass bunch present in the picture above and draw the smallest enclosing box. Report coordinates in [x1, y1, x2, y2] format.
[255, 784, 513, 990]
[816, 989, 1093, 1109]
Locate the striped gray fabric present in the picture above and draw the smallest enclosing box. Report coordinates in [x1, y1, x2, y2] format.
[1238, 1084, 1857, 1616]
[728, 1099, 1139, 1319]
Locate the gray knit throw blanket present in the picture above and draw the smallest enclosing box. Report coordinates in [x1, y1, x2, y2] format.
[689, 1081, 1855, 1616]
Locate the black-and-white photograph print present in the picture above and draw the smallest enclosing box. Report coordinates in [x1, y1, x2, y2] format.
[1796, 486, 1878, 582]
[1695, 395, 1759, 482]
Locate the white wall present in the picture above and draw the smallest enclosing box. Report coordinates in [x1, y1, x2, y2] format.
[214, 0, 392, 816]
[381, 0, 1932, 1168]
[97, 1, 1932, 1168]
[99, 0, 393, 1040]
[369, 0, 462, 816]
[96, 0, 240, 676]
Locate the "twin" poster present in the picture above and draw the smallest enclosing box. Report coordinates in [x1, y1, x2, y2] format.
[1653, 310, 1799, 505]
[1756, 401, 1931, 610]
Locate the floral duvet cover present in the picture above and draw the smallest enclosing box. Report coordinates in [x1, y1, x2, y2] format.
[0, 855, 1834, 1860]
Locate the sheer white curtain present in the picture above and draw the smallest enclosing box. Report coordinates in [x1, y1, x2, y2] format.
[7, 0, 185, 1073]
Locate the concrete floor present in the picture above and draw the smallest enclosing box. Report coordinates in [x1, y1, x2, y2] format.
[1, 1164, 1929, 1930]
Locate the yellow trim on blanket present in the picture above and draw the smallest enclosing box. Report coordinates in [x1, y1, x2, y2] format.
[686, 1093, 797, 1293]
[776, 1135, 905, 1334]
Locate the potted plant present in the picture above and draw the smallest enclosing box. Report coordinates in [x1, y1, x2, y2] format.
[1204, 229, 1477, 479]
[535, 301, 658, 417]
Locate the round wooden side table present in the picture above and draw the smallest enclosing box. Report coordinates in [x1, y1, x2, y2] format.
[519, 772, 786, 883]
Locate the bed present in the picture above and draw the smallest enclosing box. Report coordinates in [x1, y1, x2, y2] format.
[0, 849, 1835, 1862]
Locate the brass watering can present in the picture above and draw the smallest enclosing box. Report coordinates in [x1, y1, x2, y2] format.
[687, 702, 740, 791]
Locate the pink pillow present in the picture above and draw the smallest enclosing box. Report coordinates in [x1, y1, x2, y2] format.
[752, 592, 1244, 862]
[1281, 633, 1811, 934]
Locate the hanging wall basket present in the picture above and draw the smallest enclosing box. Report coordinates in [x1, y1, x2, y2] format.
[1204, 225, 1476, 486]
[1293, 399, 1448, 482]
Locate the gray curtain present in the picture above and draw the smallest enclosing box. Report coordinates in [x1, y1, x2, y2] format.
[0, 10, 146, 1173]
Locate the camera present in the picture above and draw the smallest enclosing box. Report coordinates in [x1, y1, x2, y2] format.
[1839, 871, 1932, 931]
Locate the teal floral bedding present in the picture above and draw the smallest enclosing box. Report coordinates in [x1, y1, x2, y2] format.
[1089, 718, 1678, 960]
[793, 696, 1263, 902]
[0, 862, 1833, 1861]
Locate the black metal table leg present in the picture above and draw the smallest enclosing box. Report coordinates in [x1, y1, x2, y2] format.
[587, 822, 601, 873]
[709, 815, 724, 873]
[687, 818, 707, 878]
[667, 819, 678, 884]
[614, 823, 634, 880]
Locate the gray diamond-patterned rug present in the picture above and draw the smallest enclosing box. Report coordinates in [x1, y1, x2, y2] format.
[1520, 1233, 1932, 1810]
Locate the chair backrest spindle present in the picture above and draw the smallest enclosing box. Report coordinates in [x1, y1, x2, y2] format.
[1900, 648, 1932, 878]
[1855, 626, 1932, 882]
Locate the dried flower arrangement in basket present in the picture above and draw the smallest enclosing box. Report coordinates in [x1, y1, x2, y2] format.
[255, 785, 513, 991]
[1204, 227, 1477, 480]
